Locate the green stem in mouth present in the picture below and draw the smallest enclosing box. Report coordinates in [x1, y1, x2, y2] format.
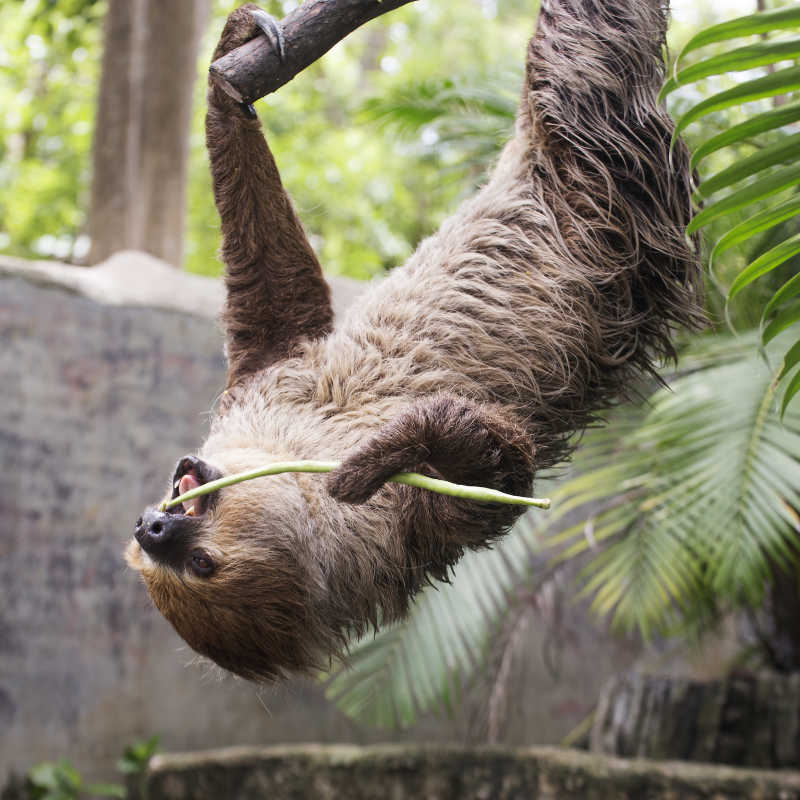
[160, 460, 551, 512]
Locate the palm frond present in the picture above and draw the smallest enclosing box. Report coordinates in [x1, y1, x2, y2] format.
[549, 333, 800, 636]
[662, 3, 800, 415]
[675, 6, 800, 63]
[359, 71, 519, 177]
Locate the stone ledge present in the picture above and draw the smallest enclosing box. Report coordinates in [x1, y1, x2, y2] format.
[139, 744, 800, 800]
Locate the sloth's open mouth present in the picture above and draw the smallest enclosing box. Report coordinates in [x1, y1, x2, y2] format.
[167, 455, 221, 518]
[172, 471, 207, 516]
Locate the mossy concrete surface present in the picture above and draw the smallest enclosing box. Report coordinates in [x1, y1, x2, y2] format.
[139, 744, 800, 800]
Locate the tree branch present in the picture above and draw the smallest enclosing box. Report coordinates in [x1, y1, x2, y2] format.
[209, 0, 418, 105]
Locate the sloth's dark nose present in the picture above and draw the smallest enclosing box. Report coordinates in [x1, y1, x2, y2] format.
[135, 508, 177, 556]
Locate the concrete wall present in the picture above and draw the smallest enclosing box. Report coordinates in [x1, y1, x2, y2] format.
[137, 744, 800, 800]
[1, 253, 643, 786]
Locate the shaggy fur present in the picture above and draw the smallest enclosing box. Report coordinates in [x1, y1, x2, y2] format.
[126, 0, 704, 681]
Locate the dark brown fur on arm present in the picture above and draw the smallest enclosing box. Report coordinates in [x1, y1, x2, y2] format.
[207, 5, 333, 388]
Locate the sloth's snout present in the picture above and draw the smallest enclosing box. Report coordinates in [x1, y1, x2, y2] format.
[135, 509, 177, 556]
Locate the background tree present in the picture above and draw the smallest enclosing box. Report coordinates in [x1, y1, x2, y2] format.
[0, 0, 105, 262]
[0, 0, 533, 273]
[87, 0, 211, 266]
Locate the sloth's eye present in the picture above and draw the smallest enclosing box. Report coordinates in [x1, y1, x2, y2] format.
[189, 551, 214, 578]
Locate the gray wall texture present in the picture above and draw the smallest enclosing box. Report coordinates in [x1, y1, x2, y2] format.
[2, 253, 646, 786]
[137, 744, 800, 800]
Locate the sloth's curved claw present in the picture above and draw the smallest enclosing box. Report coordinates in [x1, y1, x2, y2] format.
[250, 8, 286, 64]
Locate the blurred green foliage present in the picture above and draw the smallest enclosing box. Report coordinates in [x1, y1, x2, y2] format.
[0, 0, 532, 278]
[0, 0, 792, 294]
[25, 735, 159, 799]
[0, 0, 104, 262]
[27, 758, 124, 800]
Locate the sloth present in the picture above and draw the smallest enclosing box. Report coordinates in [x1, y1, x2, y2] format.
[126, 0, 703, 681]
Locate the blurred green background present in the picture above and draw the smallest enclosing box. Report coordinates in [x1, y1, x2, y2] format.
[0, 0, 766, 282]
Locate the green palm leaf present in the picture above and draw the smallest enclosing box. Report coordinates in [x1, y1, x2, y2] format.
[673, 65, 800, 140]
[764, 302, 800, 344]
[549, 334, 800, 635]
[762, 269, 800, 323]
[686, 162, 800, 234]
[662, 38, 800, 100]
[690, 102, 800, 170]
[696, 132, 800, 199]
[781, 360, 800, 417]
[729, 232, 800, 300]
[710, 195, 800, 267]
[359, 72, 518, 178]
[675, 6, 800, 63]
[670, 4, 800, 414]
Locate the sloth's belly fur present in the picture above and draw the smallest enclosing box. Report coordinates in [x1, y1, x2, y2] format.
[204, 127, 681, 473]
[203, 140, 541, 457]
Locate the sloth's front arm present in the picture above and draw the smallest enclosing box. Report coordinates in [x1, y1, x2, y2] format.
[328, 393, 536, 550]
[206, 5, 333, 388]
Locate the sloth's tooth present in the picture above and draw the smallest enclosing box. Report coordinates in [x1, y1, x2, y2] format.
[185, 507, 196, 517]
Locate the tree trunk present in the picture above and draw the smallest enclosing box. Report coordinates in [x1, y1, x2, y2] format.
[87, 0, 211, 267]
[591, 671, 800, 768]
[87, 0, 136, 263]
[751, 564, 800, 672]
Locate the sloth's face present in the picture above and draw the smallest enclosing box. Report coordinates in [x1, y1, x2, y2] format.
[126, 453, 316, 680]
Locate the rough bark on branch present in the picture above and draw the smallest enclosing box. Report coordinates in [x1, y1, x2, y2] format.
[209, 0, 417, 105]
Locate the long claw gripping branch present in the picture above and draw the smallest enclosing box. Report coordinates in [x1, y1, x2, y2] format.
[250, 9, 286, 63]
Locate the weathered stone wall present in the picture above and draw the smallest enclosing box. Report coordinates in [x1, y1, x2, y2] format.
[0, 253, 369, 785]
[1, 253, 645, 787]
[137, 744, 800, 800]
